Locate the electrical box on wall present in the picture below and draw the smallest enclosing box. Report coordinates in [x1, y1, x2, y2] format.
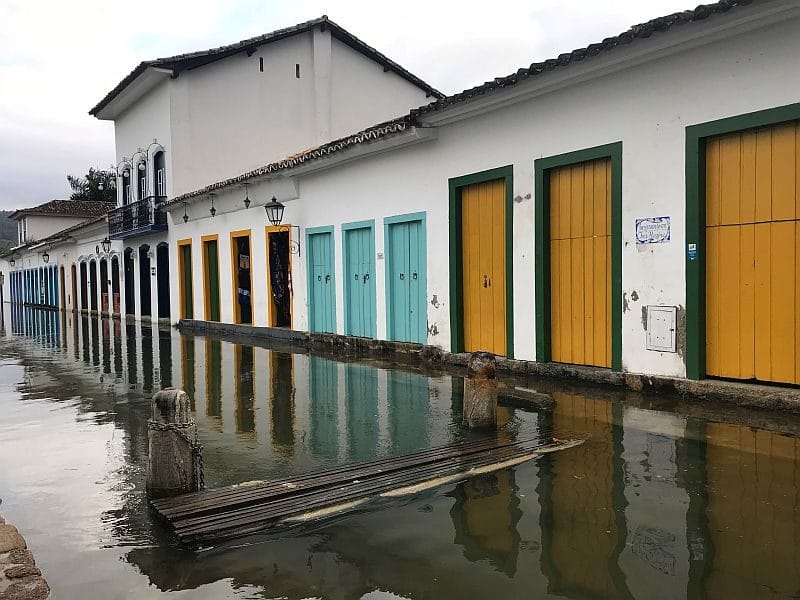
[646, 305, 677, 352]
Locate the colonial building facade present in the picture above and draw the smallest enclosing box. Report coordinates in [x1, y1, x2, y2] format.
[3, 0, 800, 389]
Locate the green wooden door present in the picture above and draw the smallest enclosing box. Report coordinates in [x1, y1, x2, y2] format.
[343, 223, 376, 338]
[387, 216, 426, 343]
[204, 240, 221, 322]
[308, 230, 336, 333]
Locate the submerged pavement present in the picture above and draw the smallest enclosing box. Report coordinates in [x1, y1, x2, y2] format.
[0, 511, 49, 600]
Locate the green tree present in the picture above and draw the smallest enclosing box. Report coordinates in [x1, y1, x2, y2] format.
[67, 168, 116, 202]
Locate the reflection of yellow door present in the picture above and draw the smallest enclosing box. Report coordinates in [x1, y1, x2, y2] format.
[462, 178, 506, 355]
[706, 123, 800, 384]
[550, 158, 611, 367]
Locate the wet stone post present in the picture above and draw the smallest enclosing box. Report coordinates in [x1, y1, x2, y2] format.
[463, 352, 498, 429]
[147, 388, 203, 498]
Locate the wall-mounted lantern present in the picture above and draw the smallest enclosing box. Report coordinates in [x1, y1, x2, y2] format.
[243, 183, 251, 209]
[9, 257, 15, 267]
[210, 193, 217, 218]
[102, 237, 111, 254]
[182, 202, 189, 224]
[264, 196, 285, 226]
[42, 251, 50, 264]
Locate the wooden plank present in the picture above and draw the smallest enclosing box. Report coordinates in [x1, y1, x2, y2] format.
[152, 436, 583, 545]
[172, 439, 579, 543]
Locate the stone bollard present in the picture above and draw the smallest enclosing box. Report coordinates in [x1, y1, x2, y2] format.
[463, 352, 498, 429]
[147, 388, 202, 498]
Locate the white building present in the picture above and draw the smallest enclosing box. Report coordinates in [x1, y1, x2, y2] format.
[88, 16, 441, 325]
[160, 0, 800, 388]
[3, 0, 799, 391]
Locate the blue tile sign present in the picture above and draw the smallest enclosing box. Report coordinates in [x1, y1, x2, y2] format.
[635, 216, 671, 244]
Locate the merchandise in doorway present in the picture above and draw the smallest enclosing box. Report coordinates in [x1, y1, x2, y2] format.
[268, 231, 292, 327]
[235, 236, 252, 324]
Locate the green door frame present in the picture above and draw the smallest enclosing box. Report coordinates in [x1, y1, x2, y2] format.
[448, 165, 514, 358]
[384, 211, 428, 343]
[342, 219, 377, 337]
[685, 102, 800, 380]
[534, 142, 623, 371]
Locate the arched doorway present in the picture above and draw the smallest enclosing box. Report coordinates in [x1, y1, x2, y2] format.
[139, 244, 151, 317]
[111, 256, 121, 315]
[100, 258, 109, 314]
[79, 262, 88, 311]
[156, 242, 170, 320]
[71, 264, 78, 312]
[124, 248, 135, 316]
[89, 259, 98, 312]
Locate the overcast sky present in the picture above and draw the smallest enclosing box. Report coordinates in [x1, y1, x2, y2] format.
[0, 0, 695, 210]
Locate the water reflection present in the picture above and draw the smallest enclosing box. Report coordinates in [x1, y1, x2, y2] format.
[2, 305, 800, 599]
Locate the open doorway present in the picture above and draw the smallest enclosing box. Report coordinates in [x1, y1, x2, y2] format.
[267, 229, 292, 327]
[231, 231, 252, 325]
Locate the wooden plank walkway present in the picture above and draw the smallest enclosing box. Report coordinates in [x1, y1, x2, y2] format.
[151, 432, 584, 545]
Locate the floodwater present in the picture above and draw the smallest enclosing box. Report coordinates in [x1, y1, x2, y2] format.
[1, 307, 800, 600]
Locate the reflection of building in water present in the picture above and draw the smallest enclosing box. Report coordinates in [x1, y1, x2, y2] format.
[704, 423, 800, 598]
[450, 470, 521, 576]
[387, 370, 430, 454]
[618, 407, 691, 600]
[234, 344, 255, 435]
[140, 323, 153, 393]
[270, 352, 295, 452]
[125, 322, 137, 385]
[205, 339, 222, 424]
[309, 357, 338, 459]
[158, 328, 172, 388]
[345, 364, 378, 461]
[539, 392, 631, 599]
[181, 338, 195, 411]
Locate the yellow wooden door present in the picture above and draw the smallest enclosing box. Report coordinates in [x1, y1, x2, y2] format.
[462, 178, 506, 355]
[550, 158, 611, 367]
[706, 122, 800, 385]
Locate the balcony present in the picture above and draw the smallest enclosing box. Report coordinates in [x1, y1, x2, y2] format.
[108, 196, 168, 240]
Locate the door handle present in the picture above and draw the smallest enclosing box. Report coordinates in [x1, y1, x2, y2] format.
[400, 273, 405, 280]
[488, 277, 491, 287]
[325, 274, 330, 283]
[363, 273, 369, 282]
[483, 275, 488, 288]
[412, 272, 418, 280]
[354, 273, 359, 281]
[318, 275, 321, 282]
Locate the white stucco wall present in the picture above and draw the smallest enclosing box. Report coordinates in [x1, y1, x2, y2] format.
[328, 37, 433, 139]
[166, 13, 800, 380]
[23, 215, 87, 243]
[114, 82, 173, 202]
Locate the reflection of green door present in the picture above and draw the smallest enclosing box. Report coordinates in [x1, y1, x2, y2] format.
[343, 223, 376, 338]
[345, 364, 378, 461]
[309, 357, 339, 459]
[387, 370, 430, 454]
[204, 240, 221, 321]
[386, 215, 426, 343]
[307, 229, 336, 333]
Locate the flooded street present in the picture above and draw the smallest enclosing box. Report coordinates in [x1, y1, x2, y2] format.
[1, 306, 799, 599]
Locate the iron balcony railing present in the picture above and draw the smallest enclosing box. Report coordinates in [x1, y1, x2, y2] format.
[108, 196, 168, 238]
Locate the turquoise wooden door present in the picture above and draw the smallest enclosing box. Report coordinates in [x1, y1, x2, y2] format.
[307, 229, 336, 333]
[386, 214, 427, 343]
[343, 223, 376, 337]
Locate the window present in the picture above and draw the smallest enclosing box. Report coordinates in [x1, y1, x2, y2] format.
[122, 170, 131, 205]
[137, 161, 147, 199]
[18, 219, 25, 244]
[153, 151, 166, 198]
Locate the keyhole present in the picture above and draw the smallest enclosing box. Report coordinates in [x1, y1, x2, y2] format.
[400, 273, 405, 280]
[354, 273, 359, 281]
[317, 275, 321, 281]
[412, 272, 417, 280]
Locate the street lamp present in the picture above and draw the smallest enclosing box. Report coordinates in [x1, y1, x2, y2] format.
[182, 202, 189, 224]
[42, 251, 49, 264]
[243, 183, 251, 209]
[9, 257, 15, 267]
[102, 237, 111, 254]
[209, 193, 217, 218]
[264, 196, 285, 226]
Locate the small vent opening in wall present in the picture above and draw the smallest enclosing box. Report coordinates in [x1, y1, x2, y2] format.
[259, 57, 264, 72]
[295, 63, 300, 78]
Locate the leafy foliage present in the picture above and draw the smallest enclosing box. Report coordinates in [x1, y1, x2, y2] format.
[67, 168, 116, 203]
[0, 211, 17, 244]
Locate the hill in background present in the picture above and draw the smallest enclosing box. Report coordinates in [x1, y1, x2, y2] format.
[0, 211, 17, 252]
